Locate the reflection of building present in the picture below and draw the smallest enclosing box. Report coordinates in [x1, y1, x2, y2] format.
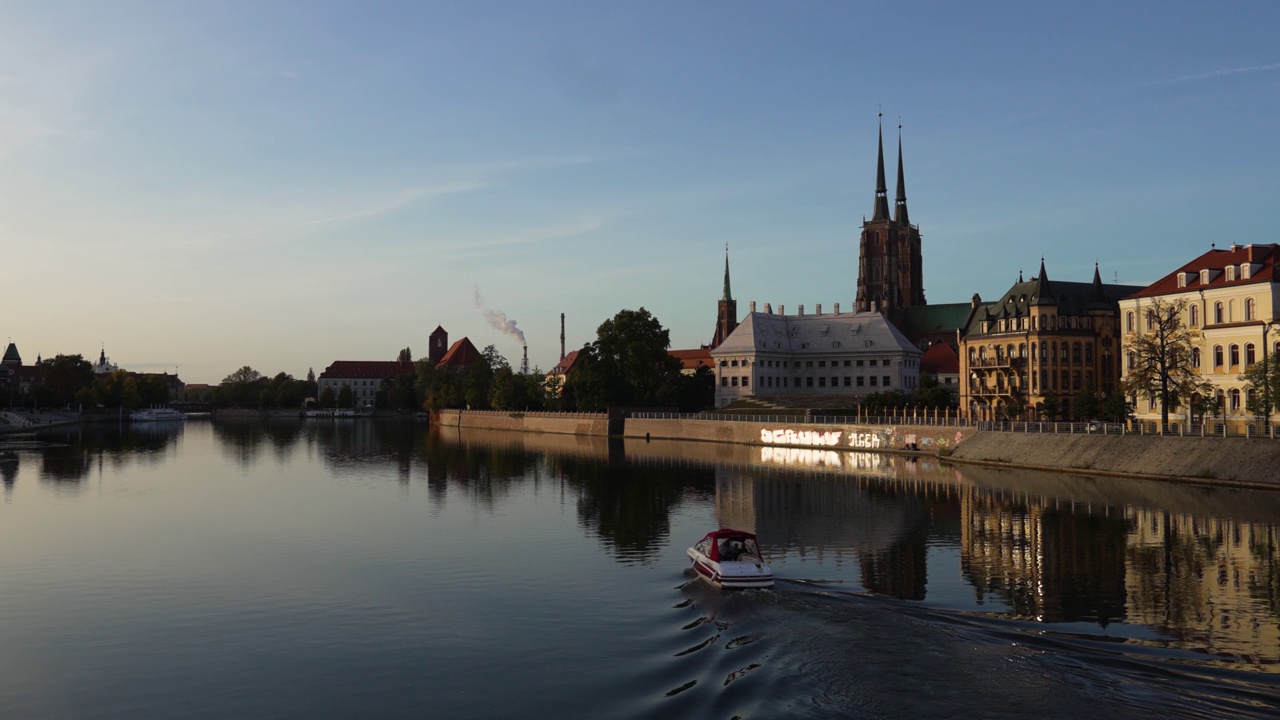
[960, 488, 1129, 623]
[1119, 243, 1280, 432]
[1124, 508, 1280, 663]
[958, 261, 1139, 421]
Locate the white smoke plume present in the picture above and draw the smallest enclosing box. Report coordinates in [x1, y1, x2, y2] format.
[473, 285, 527, 347]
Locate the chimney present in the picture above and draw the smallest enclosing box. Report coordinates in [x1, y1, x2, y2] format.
[798, 305, 805, 316]
[749, 301, 756, 312]
[765, 303, 773, 314]
[816, 303, 822, 315]
[834, 302, 840, 314]
[560, 313, 565, 361]
[1230, 243, 1239, 252]
[779, 305, 785, 315]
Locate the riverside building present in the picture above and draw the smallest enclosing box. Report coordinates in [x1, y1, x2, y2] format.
[1119, 243, 1280, 432]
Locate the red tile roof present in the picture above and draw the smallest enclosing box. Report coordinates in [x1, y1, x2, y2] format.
[548, 350, 580, 376]
[1130, 244, 1279, 298]
[670, 348, 713, 371]
[437, 337, 482, 368]
[319, 360, 414, 380]
[920, 342, 959, 375]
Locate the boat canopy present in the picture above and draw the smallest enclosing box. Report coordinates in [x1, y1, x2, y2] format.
[696, 528, 760, 562]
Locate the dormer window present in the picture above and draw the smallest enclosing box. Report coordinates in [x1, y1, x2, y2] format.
[1226, 266, 1236, 282]
[1242, 263, 1254, 280]
[1177, 272, 1188, 288]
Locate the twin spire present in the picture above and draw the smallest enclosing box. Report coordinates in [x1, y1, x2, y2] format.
[871, 114, 911, 226]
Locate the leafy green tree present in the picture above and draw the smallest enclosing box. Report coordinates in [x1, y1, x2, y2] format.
[1037, 390, 1061, 421]
[337, 384, 354, 409]
[221, 366, 265, 407]
[398, 347, 412, 363]
[318, 386, 336, 409]
[567, 308, 681, 410]
[1074, 380, 1101, 420]
[1122, 298, 1212, 431]
[1100, 392, 1133, 424]
[38, 354, 95, 407]
[1241, 356, 1280, 430]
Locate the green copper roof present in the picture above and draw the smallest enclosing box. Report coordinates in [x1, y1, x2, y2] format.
[893, 303, 972, 335]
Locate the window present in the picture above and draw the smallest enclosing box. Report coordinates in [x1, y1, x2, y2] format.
[1246, 343, 1256, 366]
[818, 377, 826, 387]
[1191, 348, 1201, 368]
[1126, 312, 1134, 332]
[1060, 343, 1068, 360]
[806, 377, 813, 387]
[721, 377, 728, 387]
[1230, 388, 1241, 411]
[1072, 343, 1082, 362]
[1214, 345, 1224, 367]
[1246, 297, 1256, 321]
[1214, 302, 1224, 324]
[844, 377, 851, 387]
[869, 376, 877, 387]
[742, 377, 749, 387]
[818, 360, 826, 368]
[731, 359, 738, 367]
[1230, 344, 1240, 366]
[1085, 343, 1094, 363]
[883, 375, 891, 387]
[857, 376, 865, 387]
[731, 377, 738, 386]
[1189, 305, 1199, 327]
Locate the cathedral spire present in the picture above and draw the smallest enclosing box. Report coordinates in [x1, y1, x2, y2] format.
[893, 124, 909, 226]
[871, 115, 890, 222]
[722, 245, 733, 302]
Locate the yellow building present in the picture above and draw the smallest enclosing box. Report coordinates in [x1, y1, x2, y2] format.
[1119, 243, 1280, 432]
[957, 261, 1139, 421]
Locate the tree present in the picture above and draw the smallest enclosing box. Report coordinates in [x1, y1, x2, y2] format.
[1122, 298, 1211, 431]
[1100, 392, 1133, 424]
[567, 308, 681, 410]
[39, 354, 95, 407]
[318, 386, 336, 409]
[1037, 390, 1061, 421]
[397, 347, 412, 364]
[1074, 379, 1101, 421]
[1241, 357, 1280, 430]
[221, 366, 265, 407]
[337, 384, 354, 409]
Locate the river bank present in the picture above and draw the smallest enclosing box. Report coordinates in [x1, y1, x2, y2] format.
[435, 409, 1280, 490]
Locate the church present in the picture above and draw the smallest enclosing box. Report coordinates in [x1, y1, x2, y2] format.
[708, 120, 965, 408]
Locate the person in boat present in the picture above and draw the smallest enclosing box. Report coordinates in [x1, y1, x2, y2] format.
[722, 539, 744, 561]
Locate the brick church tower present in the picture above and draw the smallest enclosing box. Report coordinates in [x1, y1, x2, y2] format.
[855, 119, 925, 314]
[709, 248, 738, 349]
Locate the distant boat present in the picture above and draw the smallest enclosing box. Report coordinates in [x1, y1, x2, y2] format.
[129, 408, 186, 422]
[687, 528, 774, 590]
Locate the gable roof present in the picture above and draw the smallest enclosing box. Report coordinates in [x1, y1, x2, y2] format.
[1128, 243, 1280, 299]
[548, 350, 580, 376]
[670, 348, 713, 371]
[711, 310, 922, 358]
[919, 342, 959, 375]
[318, 360, 414, 380]
[961, 267, 1142, 337]
[437, 337, 483, 368]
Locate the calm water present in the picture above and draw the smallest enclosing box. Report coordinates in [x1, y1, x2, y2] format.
[1, 419, 1278, 719]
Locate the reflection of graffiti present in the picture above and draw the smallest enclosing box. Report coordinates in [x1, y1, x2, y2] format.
[760, 446, 883, 469]
[760, 428, 843, 447]
[848, 433, 883, 449]
[920, 437, 934, 448]
[955, 431, 964, 446]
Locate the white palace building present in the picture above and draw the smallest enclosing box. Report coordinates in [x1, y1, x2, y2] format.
[710, 302, 922, 408]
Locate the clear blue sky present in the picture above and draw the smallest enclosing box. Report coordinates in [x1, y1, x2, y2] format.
[3, 1, 1277, 383]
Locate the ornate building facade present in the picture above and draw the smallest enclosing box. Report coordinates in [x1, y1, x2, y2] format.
[958, 261, 1140, 421]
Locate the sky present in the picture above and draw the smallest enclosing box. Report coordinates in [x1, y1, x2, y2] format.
[2, 1, 1277, 383]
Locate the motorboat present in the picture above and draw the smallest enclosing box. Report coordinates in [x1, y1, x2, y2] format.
[687, 528, 774, 589]
[129, 408, 186, 422]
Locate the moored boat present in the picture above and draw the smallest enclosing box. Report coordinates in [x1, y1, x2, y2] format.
[687, 528, 774, 589]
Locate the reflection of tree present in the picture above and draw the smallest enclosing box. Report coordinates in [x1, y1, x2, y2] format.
[212, 418, 303, 467]
[30, 423, 184, 484]
[563, 456, 713, 562]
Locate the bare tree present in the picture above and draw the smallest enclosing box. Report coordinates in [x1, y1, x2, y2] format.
[1122, 298, 1211, 431]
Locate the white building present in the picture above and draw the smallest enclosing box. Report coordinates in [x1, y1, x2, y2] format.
[710, 303, 923, 408]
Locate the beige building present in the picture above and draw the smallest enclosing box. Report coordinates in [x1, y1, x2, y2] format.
[1119, 243, 1280, 431]
[957, 261, 1139, 421]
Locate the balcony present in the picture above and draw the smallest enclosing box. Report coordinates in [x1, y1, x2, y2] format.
[969, 357, 1026, 369]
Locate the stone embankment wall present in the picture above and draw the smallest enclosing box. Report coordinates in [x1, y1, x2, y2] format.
[950, 430, 1280, 489]
[624, 416, 974, 453]
[434, 409, 611, 437]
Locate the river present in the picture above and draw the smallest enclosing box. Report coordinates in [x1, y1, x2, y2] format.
[0, 418, 1277, 718]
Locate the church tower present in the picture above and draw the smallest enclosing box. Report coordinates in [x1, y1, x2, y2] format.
[710, 248, 738, 349]
[856, 119, 926, 314]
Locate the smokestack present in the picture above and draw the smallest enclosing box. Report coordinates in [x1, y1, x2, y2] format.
[521, 346, 529, 375]
[560, 313, 565, 361]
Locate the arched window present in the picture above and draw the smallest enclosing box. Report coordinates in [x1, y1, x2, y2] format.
[968, 347, 976, 363]
[1230, 344, 1240, 367]
[1214, 345, 1224, 367]
[1189, 305, 1199, 327]
[1230, 388, 1241, 412]
[1246, 343, 1256, 366]
[1126, 312, 1134, 332]
[1019, 343, 1027, 358]
[1246, 297, 1256, 321]
[1191, 348, 1201, 368]
[1128, 351, 1137, 371]
[1214, 302, 1224, 324]
[979, 346, 987, 361]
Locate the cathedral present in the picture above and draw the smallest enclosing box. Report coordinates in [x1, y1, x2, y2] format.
[856, 119, 925, 315]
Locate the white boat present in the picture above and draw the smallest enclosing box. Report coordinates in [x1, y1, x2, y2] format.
[129, 408, 186, 422]
[687, 529, 774, 589]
